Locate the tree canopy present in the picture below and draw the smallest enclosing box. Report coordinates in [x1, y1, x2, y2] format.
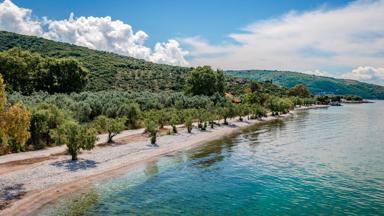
[0, 74, 31, 153]
[186, 66, 226, 96]
[0, 48, 88, 94]
[288, 84, 311, 98]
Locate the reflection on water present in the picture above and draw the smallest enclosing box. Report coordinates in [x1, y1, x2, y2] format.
[41, 102, 384, 216]
[144, 160, 160, 177]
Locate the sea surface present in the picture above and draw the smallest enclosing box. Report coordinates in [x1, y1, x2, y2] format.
[41, 102, 384, 216]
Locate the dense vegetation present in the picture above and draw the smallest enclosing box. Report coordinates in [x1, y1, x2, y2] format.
[0, 31, 358, 160]
[0, 48, 88, 94]
[0, 31, 190, 92]
[226, 70, 384, 99]
[0, 67, 316, 158]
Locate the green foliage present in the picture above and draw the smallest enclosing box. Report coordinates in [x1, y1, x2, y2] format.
[0, 31, 190, 92]
[288, 84, 311, 98]
[266, 97, 294, 115]
[250, 104, 267, 119]
[0, 48, 88, 94]
[145, 120, 158, 145]
[170, 112, 179, 133]
[117, 103, 141, 129]
[8, 91, 215, 122]
[186, 66, 226, 96]
[242, 92, 270, 106]
[51, 120, 97, 160]
[250, 80, 262, 93]
[30, 103, 65, 149]
[342, 95, 363, 101]
[0, 75, 31, 154]
[184, 116, 193, 133]
[92, 115, 125, 143]
[226, 70, 384, 99]
[218, 101, 237, 125]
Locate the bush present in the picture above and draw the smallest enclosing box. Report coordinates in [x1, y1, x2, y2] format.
[30, 103, 65, 149]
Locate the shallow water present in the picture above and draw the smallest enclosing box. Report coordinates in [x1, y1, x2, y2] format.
[41, 102, 384, 216]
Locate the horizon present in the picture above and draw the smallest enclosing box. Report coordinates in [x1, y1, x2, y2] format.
[0, 0, 383, 85]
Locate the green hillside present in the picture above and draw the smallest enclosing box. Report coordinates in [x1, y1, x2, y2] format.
[1, 31, 383, 99]
[226, 70, 384, 99]
[0, 31, 190, 92]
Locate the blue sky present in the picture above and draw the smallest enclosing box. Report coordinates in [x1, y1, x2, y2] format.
[12, 0, 351, 47]
[1, 0, 384, 85]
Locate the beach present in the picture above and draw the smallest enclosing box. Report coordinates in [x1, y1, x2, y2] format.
[0, 105, 327, 216]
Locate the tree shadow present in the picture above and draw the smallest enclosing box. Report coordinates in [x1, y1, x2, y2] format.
[50, 159, 97, 172]
[0, 183, 26, 210]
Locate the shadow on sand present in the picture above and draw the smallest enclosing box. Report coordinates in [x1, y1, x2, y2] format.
[0, 183, 26, 210]
[50, 159, 97, 171]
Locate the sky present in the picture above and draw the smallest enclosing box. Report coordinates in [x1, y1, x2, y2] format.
[1, 0, 384, 85]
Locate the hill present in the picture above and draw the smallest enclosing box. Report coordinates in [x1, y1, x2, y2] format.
[0, 31, 190, 92]
[226, 70, 384, 99]
[1, 31, 382, 99]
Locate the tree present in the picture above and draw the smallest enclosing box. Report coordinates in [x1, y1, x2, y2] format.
[117, 103, 141, 129]
[92, 115, 126, 143]
[219, 101, 237, 125]
[146, 120, 158, 146]
[186, 66, 226, 96]
[250, 80, 262, 93]
[288, 84, 311, 98]
[51, 120, 97, 160]
[30, 103, 65, 149]
[170, 112, 179, 133]
[251, 105, 267, 119]
[184, 116, 193, 133]
[0, 48, 88, 94]
[0, 75, 31, 154]
[266, 97, 293, 115]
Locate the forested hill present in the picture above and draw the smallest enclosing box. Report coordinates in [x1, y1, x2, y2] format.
[0, 31, 191, 92]
[226, 70, 384, 99]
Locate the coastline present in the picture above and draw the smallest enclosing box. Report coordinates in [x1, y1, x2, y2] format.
[0, 105, 327, 216]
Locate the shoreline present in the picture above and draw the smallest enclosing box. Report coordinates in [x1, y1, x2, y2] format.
[0, 105, 326, 216]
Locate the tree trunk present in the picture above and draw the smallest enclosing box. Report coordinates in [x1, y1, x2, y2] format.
[71, 153, 78, 161]
[107, 132, 114, 143]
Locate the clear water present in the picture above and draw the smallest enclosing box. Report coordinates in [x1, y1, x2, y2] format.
[43, 102, 384, 216]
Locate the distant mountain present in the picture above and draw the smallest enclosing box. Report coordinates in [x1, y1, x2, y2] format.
[226, 70, 384, 99]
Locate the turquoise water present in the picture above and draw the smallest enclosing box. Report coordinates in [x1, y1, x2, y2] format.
[43, 102, 384, 215]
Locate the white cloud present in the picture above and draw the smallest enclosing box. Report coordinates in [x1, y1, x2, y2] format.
[182, 0, 384, 84]
[150, 40, 189, 66]
[0, 0, 42, 36]
[0, 1, 188, 66]
[303, 70, 331, 77]
[342, 66, 384, 85]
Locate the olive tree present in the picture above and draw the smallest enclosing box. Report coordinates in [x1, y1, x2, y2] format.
[51, 120, 97, 160]
[92, 115, 126, 143]
[146, 120, 158, 146]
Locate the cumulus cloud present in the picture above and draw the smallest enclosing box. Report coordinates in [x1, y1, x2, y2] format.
[303, 70, 331, 77]
[182, 0, 384, 84]
[342, 66, 384, 85]
[0, 0, 42, 35]
[150, 40, 189, 66]
[0, 1, 188, 66]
